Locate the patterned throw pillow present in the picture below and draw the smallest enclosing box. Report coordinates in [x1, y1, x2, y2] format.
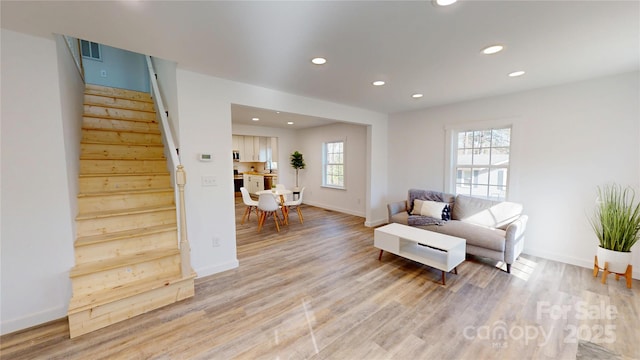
[442, 204, 451, 221]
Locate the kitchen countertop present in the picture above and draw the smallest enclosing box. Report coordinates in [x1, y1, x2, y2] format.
[241, 172, 278, 177]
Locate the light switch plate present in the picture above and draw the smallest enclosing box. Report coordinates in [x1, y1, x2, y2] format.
[201, 176, 217, 186]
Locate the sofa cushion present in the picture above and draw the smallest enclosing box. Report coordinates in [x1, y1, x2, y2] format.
[452, 195, 522, 230]
[419, 200, 448, 218]
[390, 211, 409, 225]
[420, 221, 507, 252]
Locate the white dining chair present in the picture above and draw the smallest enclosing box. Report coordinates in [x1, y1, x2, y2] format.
[257, 193, 282, 232]
[284, 187, 305, 224]
[240, 187, 259, 224]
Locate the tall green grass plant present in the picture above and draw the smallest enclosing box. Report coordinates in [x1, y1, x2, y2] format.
[590, 184, 640, 252]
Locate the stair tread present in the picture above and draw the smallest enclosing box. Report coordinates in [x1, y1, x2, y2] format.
[68, 272, 195, 314]
[84, 85, 153, 103]
[79, 172, 169, 178]
[84, 100, 156, 113]
[77, 204, 176, 220]
[81, 127, 161, 135]
[75, 223, 178, 247]
[77, 187, 173, 198]
[81, 141, 164, 147]
[83, 114, 157, 123]
[69, 248, 181, 278]
[80, 157, 167, 162]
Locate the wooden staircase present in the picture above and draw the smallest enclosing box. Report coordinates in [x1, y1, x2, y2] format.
[67, 84, 195, 338]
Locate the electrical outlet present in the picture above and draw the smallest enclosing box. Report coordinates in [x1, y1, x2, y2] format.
[212, 237, 220, 247]
[202, 176, 217, 186]
[100, 69, 107, 77]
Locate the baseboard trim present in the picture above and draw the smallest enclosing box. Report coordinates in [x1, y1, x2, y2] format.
[302, 200, 365, 218]
[1, 304, 67, 336]
[194, 259, 239, 279]
[365, 219, 388, 227]
[523, 248, 639, 280]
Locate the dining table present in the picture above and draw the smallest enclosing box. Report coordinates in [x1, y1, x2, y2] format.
[255, 189, 293, 225]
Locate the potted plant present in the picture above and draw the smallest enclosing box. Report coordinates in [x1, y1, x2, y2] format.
[290, 151, 305, 190]
[589, 183, 640, 287]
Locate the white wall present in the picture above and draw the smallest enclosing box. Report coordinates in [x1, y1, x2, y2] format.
[388, 71, 640, 279]
[152, 57, 180, 146]
[175, 69, 388, 277]
[297, 123, 368, 217]
[84, 43, 150, 93]
[1, 29, 77, 334]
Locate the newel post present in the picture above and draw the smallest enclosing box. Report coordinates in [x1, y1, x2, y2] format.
[176, 165, 192, 277]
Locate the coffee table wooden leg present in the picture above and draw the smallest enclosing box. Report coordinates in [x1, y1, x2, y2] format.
[441, 271, 446, 285]
[378, 250, 383, 261]
[453, 267, 458, 275]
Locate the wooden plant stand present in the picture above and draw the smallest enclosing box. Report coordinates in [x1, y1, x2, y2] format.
[593, 256, 632, 289]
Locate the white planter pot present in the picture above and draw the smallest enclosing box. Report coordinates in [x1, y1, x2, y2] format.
[596, 246, 632, 274]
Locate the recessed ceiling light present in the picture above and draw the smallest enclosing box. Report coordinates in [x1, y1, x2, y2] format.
[482, 45, 504, 55]
[412, 93, 424, 99]
[434, 0, 457, 6]
[372, 80, 385, 86]
[287, 121, 294, 125]
[311, 57, 327, 65]
[508, 71, 526, 77]
[252, 117, 259, 121]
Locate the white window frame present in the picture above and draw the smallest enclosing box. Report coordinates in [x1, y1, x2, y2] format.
[444, 119, 518, 201]
[80, 40, 102, 61]
[322, 140, 346, 190]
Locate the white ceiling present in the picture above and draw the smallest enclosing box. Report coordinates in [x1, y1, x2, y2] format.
[2, 1, 638, 117]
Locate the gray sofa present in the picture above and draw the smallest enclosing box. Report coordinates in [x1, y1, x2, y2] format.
[387, 189, 528, 273]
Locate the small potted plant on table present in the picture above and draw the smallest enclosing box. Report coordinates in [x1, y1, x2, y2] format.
[590, 183, 640, 288]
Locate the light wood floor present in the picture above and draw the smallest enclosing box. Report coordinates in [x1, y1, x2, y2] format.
[2, 198, 639, 359]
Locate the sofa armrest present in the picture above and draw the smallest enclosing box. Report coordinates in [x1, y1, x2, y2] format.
[387, 200, 408, 221]
[504, 215, 528, 264]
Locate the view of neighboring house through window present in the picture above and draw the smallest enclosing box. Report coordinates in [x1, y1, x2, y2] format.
[323, 141, 345, 189]
[80, 40, 101, 61]
[455, 127, 511, 200]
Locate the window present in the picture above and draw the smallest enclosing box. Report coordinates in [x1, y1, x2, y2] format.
[323, 141, 345, 189]
[453, 127, 511, 200]
[80, 40, 101, 61]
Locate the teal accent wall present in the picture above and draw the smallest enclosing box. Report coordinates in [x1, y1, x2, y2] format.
[83, 43, 150, 92]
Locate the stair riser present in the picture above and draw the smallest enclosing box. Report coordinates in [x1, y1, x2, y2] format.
[81, 143, 165, 160]
[71, 254, 181, 296]
[78, 191, 174, 213]
[80, 159, 168, 175]
[68, 277, 194, 338]
[85, 84, 153, 103]
[74, 231, 177, 264]
[83, 117, 160, 134]
[82, 129, 163, 145]
[84, 105, 156, 122]
[79, 174, 170, 193]
[84, 94, 155, 112]
[76, 209, 177, 237]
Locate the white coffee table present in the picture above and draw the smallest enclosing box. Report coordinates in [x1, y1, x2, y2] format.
[374, 223, 466, 285]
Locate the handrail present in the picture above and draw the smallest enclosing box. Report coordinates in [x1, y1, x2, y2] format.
[145, 55, 192, 278]
[145, 55, 180, 167]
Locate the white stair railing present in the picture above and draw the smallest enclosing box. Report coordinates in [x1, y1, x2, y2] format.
[145, 56, 192, 277]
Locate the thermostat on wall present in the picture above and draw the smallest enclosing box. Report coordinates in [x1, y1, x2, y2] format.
[198, 153, 214, 162]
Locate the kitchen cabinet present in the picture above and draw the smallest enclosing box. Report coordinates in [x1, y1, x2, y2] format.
[233, 135, 277, 163]
[243, 174, 264, 194]
[242, 136, 255, 162]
